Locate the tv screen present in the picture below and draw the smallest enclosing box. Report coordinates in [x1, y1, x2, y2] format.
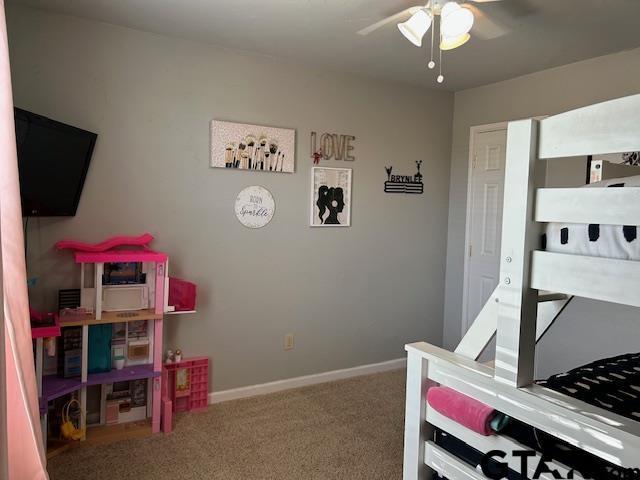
[14, 108, 97, 216]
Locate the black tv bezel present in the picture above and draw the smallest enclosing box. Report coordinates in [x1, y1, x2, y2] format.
[14, 107, 97, 217]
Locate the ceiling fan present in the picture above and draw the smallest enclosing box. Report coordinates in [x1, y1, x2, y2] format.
[357, 0, 516, 84]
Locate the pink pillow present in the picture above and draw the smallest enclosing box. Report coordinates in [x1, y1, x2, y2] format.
[427, 386, 497, 436]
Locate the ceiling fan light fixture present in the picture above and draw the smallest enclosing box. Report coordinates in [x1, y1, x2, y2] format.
[441, 2, 474, 38]
[440, 1, 461, 18]
[397, 9, 432, 47]
[439, 32, 471, 51]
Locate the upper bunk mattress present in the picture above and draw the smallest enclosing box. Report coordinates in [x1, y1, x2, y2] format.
[543, 174, 640, 261]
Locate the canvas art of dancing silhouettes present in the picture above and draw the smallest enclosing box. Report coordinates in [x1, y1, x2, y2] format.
[316, 185, 345, 224]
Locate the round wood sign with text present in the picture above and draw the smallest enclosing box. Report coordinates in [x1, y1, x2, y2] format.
[234, 186, 275, 228]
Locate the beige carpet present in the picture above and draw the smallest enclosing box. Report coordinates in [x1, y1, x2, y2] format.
[47, 369, 406, 480]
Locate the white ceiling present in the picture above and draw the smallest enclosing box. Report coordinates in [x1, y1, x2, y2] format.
[7, 0, 640, 91]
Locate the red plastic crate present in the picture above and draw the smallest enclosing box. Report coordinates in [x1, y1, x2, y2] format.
[162, 357, 209, 414]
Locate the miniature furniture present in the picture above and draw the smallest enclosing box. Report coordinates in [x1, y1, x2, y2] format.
[403, 94, 640, 479]
[33, 233, 196, 458]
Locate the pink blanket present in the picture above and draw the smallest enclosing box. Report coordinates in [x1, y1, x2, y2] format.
[427, 386, 496, 436]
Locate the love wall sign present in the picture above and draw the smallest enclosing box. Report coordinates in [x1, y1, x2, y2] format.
[310, 132, 356, 163]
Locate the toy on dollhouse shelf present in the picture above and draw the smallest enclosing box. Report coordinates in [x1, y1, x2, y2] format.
[31, 233, 202, 458]
[165, 348, 183, 363]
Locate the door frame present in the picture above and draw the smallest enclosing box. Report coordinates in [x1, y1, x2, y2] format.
[461, 122, 508, 338]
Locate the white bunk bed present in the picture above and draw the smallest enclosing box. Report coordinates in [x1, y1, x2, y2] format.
[589, 157, 640, 184]
[403, 93, 640, 480]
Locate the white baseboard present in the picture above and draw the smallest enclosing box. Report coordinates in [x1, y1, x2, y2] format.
[208, 357, 406, 404]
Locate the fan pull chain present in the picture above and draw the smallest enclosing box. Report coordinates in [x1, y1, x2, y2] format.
[428, 5, 435, 69]
[437, 34, 444, 83]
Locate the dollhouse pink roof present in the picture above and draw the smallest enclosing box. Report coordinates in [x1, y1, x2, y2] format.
[73, 249, 167, 263]
[55, 233, 167, 263]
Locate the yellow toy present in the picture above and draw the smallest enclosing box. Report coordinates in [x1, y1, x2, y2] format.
[60, 398, 85, 441]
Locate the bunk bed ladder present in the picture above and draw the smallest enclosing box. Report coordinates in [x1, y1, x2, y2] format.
[492, 119, 545, 387]
[455, 288, 571, 361]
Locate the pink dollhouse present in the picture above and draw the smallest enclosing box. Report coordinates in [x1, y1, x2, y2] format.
[32, 234, 197, 456]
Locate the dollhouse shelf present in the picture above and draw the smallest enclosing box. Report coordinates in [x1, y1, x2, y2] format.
[40, 364, 160, 412]
[86, 363, 159, 386]
[46, 419, 152, 458]
[31, 311, 61, 339]
[84, 419, 151, 446]
[40, 376, 82, 411]
[59, 309, 163, 327]
[165, 310, 197, 315]
[31, 323, 61, 339]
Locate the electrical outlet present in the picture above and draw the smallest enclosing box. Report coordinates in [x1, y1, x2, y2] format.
[284, 334, 294, 351]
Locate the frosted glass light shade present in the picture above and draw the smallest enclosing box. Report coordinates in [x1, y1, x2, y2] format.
[441, 2, 474, 38]
[440, 32, 471, 50]
[440, 1, 460, 18]
[398, 9, 432, 47]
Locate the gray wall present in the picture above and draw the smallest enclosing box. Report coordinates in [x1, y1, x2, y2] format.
[7, 6, 453, 390]
[443, 48, 640, 376]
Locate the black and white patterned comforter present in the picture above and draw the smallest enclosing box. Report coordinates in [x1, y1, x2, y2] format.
[502, 352, 640, 478]
[543, 175, 640, 261]
[538, 352, 640, 422]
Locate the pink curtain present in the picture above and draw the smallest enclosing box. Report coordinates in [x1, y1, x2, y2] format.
[0, 1, 49, 478]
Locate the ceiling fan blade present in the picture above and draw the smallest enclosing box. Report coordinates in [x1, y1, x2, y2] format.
[475, 0, 536, 19]
[463, 3, 511, 39]
[357, 6, 422, 36]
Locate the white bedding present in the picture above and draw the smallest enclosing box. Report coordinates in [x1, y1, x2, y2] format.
[543, 175, 640, 261]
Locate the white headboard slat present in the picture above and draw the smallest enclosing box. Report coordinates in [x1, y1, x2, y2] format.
[539, 94, 640, 159]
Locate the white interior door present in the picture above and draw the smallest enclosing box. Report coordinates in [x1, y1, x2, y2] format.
[464, 128, 507, 332]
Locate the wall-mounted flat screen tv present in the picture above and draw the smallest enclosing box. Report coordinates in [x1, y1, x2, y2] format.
[14, 108, 97, 216]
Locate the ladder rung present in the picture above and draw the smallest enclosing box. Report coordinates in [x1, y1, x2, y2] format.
[538, 293, 569, 303]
